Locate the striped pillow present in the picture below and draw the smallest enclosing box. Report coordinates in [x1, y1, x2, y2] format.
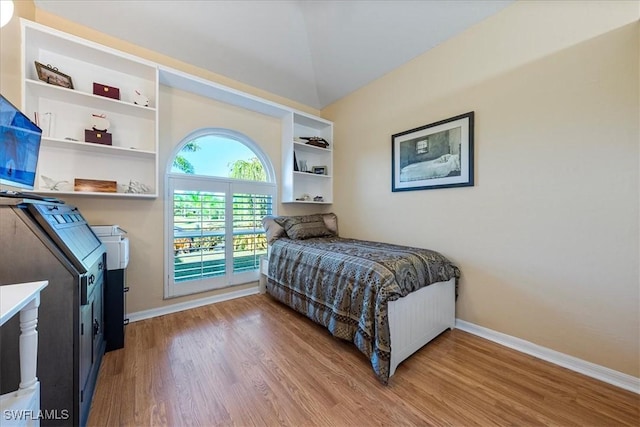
[276, 214, 333, 240]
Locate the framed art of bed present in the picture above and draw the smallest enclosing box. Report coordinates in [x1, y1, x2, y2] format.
[392, 111, 474, 192]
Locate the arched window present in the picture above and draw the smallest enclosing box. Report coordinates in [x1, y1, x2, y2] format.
[165, 128, 276, 298]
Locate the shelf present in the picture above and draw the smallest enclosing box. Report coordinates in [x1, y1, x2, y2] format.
[42, 137, 155, 158]
[30, 189, 156, 199]
[26, 79, 156, 119]
[293, 141, 332, 153]
[284, 200, 333, 205]
[294, 171, 332, 179]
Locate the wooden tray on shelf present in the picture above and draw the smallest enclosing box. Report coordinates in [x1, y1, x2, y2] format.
[74, 178, 117, 193]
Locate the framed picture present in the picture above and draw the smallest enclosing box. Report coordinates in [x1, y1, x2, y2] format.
[392, 111, 474, 192]
[34, 61, 74, 89]
[312, 166, 327, 175]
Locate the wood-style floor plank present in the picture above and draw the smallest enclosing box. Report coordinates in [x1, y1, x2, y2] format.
[88, 294, 639, 426]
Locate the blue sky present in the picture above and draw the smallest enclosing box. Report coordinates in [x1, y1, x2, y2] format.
[172, 135, 256, 177]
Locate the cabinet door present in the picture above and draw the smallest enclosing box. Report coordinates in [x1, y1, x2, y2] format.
[105, 269, 126, 351]
[79, 299, 93, 392]
[92, 280, 104, 361]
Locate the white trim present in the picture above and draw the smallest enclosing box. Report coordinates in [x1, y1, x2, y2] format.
[129, 285, 260, 323]
[455, 319, 640, 394]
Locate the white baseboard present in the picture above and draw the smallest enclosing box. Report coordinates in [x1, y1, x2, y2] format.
[128, 286, 260, 323]
[455, 319, 640, 394]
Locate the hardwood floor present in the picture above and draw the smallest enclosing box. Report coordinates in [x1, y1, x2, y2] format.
[88, 294, 639, 426]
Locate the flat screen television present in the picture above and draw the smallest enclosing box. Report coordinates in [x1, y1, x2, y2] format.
[0, 94, 42, 190]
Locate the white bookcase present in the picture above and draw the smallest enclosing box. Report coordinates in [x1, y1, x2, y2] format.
[21, 20, 159, 198]
[19, 20, 332, 202]
[281, 113, 333, 204]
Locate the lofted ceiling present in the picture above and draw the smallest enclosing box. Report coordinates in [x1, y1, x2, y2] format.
[33, 0, 514, 109]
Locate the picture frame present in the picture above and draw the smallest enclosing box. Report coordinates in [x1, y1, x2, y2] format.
[34, 61, 74, 89]
[312, 166, 327, 175]
[392, 111, 474, 192]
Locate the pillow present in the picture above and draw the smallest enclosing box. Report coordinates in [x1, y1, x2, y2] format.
[262, 215, 287, 244]
[275, 214, 333, 240]
[322, 212, 339, 236]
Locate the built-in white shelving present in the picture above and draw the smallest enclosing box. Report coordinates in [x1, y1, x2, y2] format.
[21, 19, 159, 197]
[20, 20, 332, 202]
[280, 113, 333, 203]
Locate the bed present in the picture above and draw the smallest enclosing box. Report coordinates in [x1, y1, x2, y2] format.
[400, 153, 461, 181]
[262, 213, 460, 384]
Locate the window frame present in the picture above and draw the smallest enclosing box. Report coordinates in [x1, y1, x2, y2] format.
[164, 128, 277, 299]
[416, 138, 429, 154]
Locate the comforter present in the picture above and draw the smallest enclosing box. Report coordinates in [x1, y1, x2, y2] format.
[266, 236, 460, 383]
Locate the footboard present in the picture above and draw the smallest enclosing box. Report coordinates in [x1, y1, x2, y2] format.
[388, 277, 456, 376]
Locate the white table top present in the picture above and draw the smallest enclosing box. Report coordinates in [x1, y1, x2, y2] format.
[0, 281, 48, 326]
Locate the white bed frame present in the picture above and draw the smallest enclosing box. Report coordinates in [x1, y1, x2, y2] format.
[260, 256, 456, 378]
[388, 277, 456, 376]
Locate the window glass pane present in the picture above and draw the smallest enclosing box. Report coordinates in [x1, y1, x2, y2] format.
[173, 190, 226, 283]
[171, 135, 267, 181]
[416, 139, 429, 154]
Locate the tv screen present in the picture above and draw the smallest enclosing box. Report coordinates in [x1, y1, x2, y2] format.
[0, 94, 42, 190]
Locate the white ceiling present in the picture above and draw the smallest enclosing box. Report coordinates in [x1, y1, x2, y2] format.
[34, 0, 514, 109]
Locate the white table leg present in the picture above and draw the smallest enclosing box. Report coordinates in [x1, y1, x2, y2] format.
[18, 296, 40, 394]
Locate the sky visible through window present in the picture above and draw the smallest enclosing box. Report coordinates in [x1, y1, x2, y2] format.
[172, 135, 257, 177]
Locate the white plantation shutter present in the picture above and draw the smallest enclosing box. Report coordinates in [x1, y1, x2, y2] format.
[166, 175, 275, 298]
[231, 192, 273, 274]
[228, 180, 275, 286]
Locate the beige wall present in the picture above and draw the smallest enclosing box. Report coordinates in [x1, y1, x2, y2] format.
[323, 1, 639, 377]
[0, 2, 322, 313]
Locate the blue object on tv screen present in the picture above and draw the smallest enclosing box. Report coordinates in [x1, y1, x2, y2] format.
[0, 94, 42, 190]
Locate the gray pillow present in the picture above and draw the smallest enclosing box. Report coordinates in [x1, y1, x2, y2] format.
[322, 212, 339, 236]
[276, 214, 333, 240]
[262, 215, 287, 244]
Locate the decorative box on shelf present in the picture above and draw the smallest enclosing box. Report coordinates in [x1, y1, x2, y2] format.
[74, 178, 117, 193]
[85, 129, 112, 145]
[93, 82, 120, 100]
